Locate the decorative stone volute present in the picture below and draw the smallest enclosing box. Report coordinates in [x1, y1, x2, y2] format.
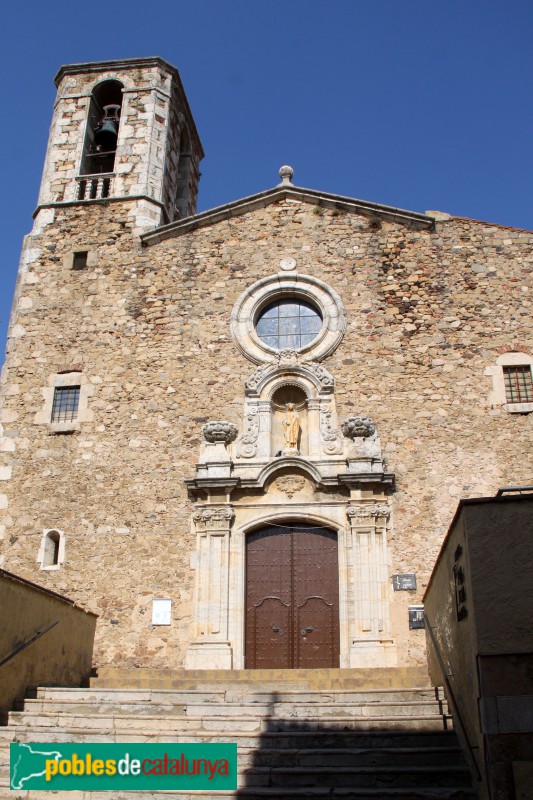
[193, 506, 235, 525]
[202, 421, 238, 446]
[342, 416, 376, 440]
[347, 504, 390, 520]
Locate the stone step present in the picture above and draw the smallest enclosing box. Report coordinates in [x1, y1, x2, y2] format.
[0, 744, 467, 771]
[0, 782, 477, 800]
[5, 711, 452, 733]
[20, 698, 447, 719]
[1, 675, 472, 798]
[243, 765, 472, 789]
[243, 746, 467, 769]
[33, 686, 443, 705]
[91, 666, 431, 691]
[0, 727, 459, 749]
[3, 765, 469, 790]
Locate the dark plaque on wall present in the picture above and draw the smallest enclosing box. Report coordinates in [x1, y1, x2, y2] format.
[409, 606, 425, 629]
[392, 573, 417, 591]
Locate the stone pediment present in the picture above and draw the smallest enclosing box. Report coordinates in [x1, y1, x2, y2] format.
[140, 184, 435, 246]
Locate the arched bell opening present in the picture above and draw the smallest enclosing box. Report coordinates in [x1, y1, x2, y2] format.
[244, 520, 340, 669]
[270, 384, 308, 456]
[80, 80, 123, 177]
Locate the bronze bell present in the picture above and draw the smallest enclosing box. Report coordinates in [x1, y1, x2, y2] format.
[94, 104, 121, 150]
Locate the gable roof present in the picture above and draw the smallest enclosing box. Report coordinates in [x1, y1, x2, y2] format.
[140, 183, 435, 246]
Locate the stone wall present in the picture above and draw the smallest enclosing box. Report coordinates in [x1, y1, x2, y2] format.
[0, 194, 531, 669]
[0, 569, 97, 719]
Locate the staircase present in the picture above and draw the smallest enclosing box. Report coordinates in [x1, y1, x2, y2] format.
[0, 668, 476, 799]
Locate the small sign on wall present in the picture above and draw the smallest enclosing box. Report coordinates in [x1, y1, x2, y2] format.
[152, 598, 172, 626]
[392, 573, 417, 591]
[409, 605, 425, 630]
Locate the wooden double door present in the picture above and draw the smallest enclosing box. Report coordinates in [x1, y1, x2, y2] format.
[245, 524, 340, 669]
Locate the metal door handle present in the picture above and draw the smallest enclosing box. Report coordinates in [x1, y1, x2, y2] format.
[301, 626, 313, 635]
[272, 626, 282, 633]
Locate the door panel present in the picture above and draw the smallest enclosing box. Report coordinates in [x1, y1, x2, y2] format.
[246, 526, 292, 669]
[250, 596, 291, 669]
[296, 595, 336, 669]
[246, 524, 339, 668]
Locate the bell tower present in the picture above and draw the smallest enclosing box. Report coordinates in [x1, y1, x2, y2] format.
[36, 57, 203, 230]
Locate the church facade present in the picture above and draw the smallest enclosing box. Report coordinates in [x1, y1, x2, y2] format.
[0, 57, 531, 673]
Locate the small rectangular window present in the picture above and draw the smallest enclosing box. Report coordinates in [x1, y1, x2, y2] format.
[72, 251, 89, 270]
[51, 386, 80, 422]
[503, 366, 533, 404]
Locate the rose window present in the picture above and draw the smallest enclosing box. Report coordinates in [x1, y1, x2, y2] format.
[256, 300, 322, 350]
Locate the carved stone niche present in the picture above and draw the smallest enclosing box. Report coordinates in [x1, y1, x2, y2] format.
[342, 415, 383, 474]
[236, 358, 344, 462]
[197, 421, 238, 479]
[271, 385, 307, 456]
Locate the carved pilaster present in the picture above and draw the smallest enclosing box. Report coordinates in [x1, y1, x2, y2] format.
[345, 502, 393, 666]
[187, 505, 234, 668]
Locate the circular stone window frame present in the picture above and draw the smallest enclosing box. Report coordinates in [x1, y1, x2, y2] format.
[230, 272, 347, 364]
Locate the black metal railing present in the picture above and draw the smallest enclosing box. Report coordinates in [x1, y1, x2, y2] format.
[423, 612, 483, 782]
[0, 621, 59, 669]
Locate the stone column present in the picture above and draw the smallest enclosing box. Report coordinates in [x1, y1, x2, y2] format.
[346, 503, 397, 668]
[185, 506, 234, 669]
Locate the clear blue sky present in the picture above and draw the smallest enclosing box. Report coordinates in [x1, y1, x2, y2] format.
[1, 1, 532, 365]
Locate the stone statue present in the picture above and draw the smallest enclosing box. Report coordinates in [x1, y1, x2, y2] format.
[284, 403, 300, 451]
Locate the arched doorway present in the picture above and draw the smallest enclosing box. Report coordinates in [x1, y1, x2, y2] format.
[245, 523, 340, 669]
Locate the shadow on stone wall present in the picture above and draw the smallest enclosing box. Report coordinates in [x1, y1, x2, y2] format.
[0, 569, 97, 723]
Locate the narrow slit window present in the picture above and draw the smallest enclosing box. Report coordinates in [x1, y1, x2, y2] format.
[72, 251, 88, 270]
[51, 386, 80, 422]
[503, 366, 533, 404]
[40, 531, 64, 569]
[43, 531, 61, 568]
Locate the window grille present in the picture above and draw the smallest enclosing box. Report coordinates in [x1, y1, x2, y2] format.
[51, 386, 80, 422]
[503, 366, 533, 404]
